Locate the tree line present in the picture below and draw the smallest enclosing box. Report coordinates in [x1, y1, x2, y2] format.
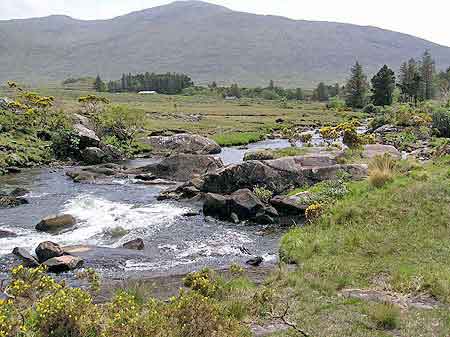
[94, 72, 194, 95]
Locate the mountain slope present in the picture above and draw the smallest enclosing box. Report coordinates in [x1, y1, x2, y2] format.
[1, 0, 450, 87]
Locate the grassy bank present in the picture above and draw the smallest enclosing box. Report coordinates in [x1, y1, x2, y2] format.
[275, 157, 450, 336]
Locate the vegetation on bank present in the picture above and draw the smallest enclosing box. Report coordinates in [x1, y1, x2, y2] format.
[276, 156, 450, 336]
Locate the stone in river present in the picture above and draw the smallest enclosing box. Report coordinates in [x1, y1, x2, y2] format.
[43, 255, 84, 273]
[122, 238, 145, 251]
[12, 247, 40, 267]
[246, 256, 264, 267]
[35, 241, 64, 263]
[36, 214, 76, 232]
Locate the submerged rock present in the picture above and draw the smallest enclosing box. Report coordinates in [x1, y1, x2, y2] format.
[122, 238, 145, 251]
[36, 214, 76, 232]
[0, 196, 28, 208]
[9, 187, 29, 197]
[43, 255, 84, 273]
[246, 256, 264, 267]
[66, 163, 126, 183]
[143, 133, 221, 155]
[0, 229, 17, 238]
[12, 247, 39, 267]
[35, 241, 64, 263]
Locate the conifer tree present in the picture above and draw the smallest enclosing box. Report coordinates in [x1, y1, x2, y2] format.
[371, 65, 396, 106]
[94, 75, 106, 92]
[420, 50, 436, 100]
[345, 61, 369, 108]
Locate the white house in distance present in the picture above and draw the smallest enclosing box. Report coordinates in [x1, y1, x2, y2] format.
[138, 91, 157, 94]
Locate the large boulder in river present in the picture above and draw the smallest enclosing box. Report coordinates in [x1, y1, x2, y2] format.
[122, 238, 145, 251]
[199, 157, 367, 195]
[43, 255, 84, 273]
[138, 154, 223, 182]
[73, 123, 100, 149]
[66, 163, 126, 183]
[81, 147, 107, 165]
[36, 214, 76, 232]
[362, 144, 401, 160]
[35, 241, 64, 263]
[203, 189, 278, 224]
[144, 133, 221, 155]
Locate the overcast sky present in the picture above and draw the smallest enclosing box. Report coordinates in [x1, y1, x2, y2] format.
[1, 0, 449, 47]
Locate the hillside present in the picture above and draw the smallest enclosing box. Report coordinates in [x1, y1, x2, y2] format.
[1, 0, 450, 87]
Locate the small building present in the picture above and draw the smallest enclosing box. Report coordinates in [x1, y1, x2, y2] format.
[138, 91, 157, 94]
[224, 96, 238, 100]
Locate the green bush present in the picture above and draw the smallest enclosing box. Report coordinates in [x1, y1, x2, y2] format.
[363, 104, 380, 114]
[432, 109, 450, 138]
[51, 128, 80, 159]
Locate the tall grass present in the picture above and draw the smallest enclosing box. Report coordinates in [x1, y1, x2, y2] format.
[368, 154, 398, 188]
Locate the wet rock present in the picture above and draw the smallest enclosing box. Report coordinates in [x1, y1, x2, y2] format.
[362, 144, 401, 160]
[73, 123, 100, 149]
[203, 193, 230, 220]
[135, 173, 155, 181]
[36, 214, 76, 232]
[0, 196, 28, 208]
[137, 178, 177, 186]
[246, 256, 264, 267]
[35, 241, 64, 263]
[12, 247, 39, 267]
[138, 154, 223, 182]
[229, 189, 266, 220]
[0, 229, 17, 238]
[66, 164, 126, 183]
[373, 124, 399, 134]
[270, 195, 309, 215]
[9, 187, 29, 197]
[182, 211, 200, 217]
[81, 147, 107, 165]
[6, 167, 21, 174]
[43, 255, 84, 273]
[122, 238, 145, 251]
[143, 133, 221, 155]
[99, 143, 124, 162]
[203, 189, 277, 224]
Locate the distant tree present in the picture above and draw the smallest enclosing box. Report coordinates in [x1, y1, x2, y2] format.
[295, 88, 304, 101]
[420, 50, 436, 100]
[314, 82, 329, 101]
[94, 75, 106, 92]
[345, 61, 369, 108]
[228, 83, 241, 98]
[209, 81, 218, 90]
[438, 67, 450, 105]
[371, 65, 396, 106]
[398, 58, 422, 104]
[268, 80, 275, 90]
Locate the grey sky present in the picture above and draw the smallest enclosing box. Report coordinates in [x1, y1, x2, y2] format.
[1, 0, 449, 47]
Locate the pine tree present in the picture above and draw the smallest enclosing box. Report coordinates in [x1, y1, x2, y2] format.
[345, 62, 369, 108]
[399, 58, 422, 104]
[420, 50, 436, 100]
[269, 80, 275, 90]
[371, 65, 396, 106]
[315, 82, 329, 101]
[295, 88, 304, 100]
[229, 83, 241, 98]
[94, 75, 106, 92]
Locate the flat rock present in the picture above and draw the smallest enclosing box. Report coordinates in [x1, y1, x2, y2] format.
[362, 144, 401, 159]
[36, 214, 76, 232]
[143, 133, 221, 155]
[43, 255, 84, 273]
[137, 154, 223, 182]
[270, 195, 308, 215]
[12, 247, 39, 267]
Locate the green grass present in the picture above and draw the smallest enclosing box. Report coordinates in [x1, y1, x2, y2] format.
[268, 157, 450, 336]
[212, 131, 266, 146]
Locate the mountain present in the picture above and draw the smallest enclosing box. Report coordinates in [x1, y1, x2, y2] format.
[1, 0, 450, 87]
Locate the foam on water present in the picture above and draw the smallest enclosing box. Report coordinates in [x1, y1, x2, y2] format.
[0, 193, 190, 255]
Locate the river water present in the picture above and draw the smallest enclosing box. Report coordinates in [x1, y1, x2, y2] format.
[0, 140, 298, 278]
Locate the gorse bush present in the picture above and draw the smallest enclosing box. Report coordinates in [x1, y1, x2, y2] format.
[1, 265, 254, 337]
[253, 186, 273, 204]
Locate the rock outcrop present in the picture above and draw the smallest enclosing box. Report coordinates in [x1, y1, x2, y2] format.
[270, 195, 309, 215]
[144, 133, 221, 155]
[137, 154, 223, 182]
[36, 214, 76, 232]
[66, 163, 127, 183]
[73, 123, 100, 149]
[362, 144, 401, 159]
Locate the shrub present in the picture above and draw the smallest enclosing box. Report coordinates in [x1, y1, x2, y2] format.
[299, 132, 313, 143]
[305, 203, 322, 221]
[327, 97, 346, 111]
[253, 186, 273, 204]
[363, 103, 380, 114]
[432, 109, 450, 137]
[368, 154, 398, 188]
[368, 114, 388, 130]
[51, 128, 80, 159]
[369, 303, 400, 330]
